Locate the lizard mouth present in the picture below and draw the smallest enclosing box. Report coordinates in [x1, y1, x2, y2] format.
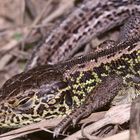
[0, 102, 37, 128]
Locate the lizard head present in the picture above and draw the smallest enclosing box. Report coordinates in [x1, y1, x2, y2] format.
[0, 78, 69, 128]
[0, 88, 43, 128]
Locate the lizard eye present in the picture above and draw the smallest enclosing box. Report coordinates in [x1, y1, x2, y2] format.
[15, 91, 35, 109]
[19, 98, 30, 106]
[14, 97, 33, 111]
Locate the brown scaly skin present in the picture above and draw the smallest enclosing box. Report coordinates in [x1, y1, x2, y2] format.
[0, 7, 139, 138]
[26, 0, 140, 69]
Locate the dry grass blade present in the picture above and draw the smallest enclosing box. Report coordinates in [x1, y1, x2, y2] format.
[130, 96, 140, 140]
[64, 104, 131, 140]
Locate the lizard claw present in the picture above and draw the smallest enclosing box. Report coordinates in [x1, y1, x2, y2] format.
[53, 127, 61, 138]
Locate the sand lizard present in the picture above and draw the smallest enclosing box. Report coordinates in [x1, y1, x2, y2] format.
[0, 0, 139, 138]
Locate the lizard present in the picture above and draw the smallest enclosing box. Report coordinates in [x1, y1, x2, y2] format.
[25, 0, 140, 70]
[53, 13, 140, 136]
[0, 12, 139, 138]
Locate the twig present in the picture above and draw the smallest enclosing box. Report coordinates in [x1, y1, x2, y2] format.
[102, 130, 129, 140]
[22, 0, 54, 48]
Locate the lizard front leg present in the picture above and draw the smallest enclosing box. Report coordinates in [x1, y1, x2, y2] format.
[53, 75, 123, 137]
